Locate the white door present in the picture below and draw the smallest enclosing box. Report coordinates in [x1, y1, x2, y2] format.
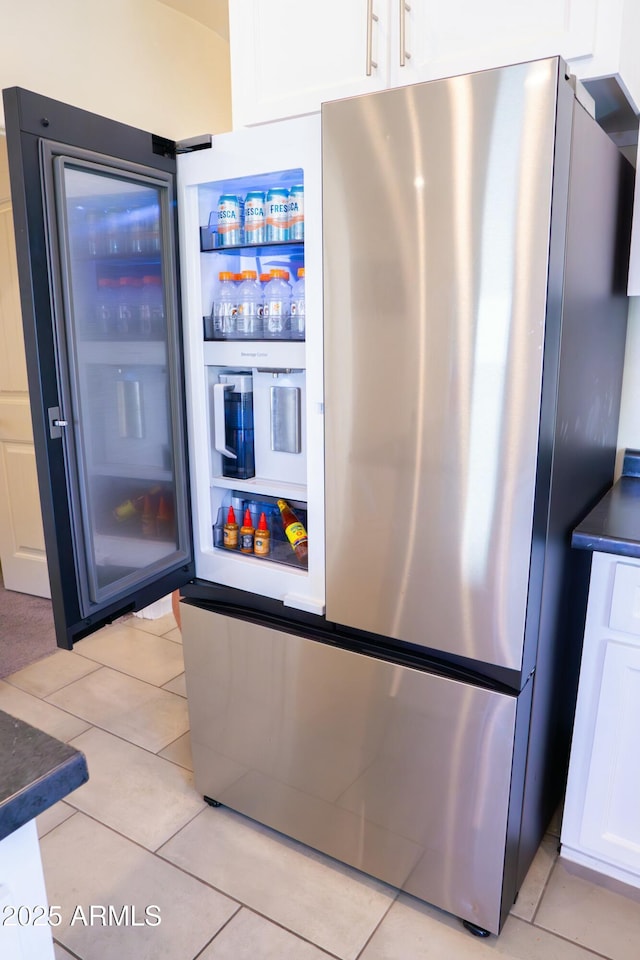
[228, 0, 391, 127]
[0, 138, 50, 597]
[390, 0, 598, 87]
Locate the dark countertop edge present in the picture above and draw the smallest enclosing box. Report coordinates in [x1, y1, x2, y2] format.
[0, 710, 88, 843]
[0, 750, 88, 842]
[572, 449, 640, 558]
[571, 531, 640, 558]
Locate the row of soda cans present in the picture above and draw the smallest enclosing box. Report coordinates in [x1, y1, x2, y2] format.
[215, 185, 304, 246]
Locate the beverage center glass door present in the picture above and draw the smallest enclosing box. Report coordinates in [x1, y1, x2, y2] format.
[43, 148, 190, 616]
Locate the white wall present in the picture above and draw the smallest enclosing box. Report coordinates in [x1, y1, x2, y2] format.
[0, 0, 231, 140]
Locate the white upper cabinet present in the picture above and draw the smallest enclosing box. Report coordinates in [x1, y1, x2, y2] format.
[393, 1, 597, 89]
[228, 0, 635, 129]
[229, 0, 391, 128]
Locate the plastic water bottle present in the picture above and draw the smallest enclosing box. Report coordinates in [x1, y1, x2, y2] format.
[236, 270, 263, 339]
[211, 272, 237, 339]
[290, 267, 305, 340]
[94, 277, 114, 336]
[263, 269, 291, 339]
[115, 277, 135, 336]
[139, 275, 164, 337]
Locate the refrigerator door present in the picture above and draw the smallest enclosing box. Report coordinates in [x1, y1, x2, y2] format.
[3, 88, 194, 648]
[182, 602, 523, 935]
[322, 58, 566, 672]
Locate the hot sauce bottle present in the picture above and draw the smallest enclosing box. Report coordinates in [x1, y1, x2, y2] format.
[223, 505, 239, 549]
[277, 498, 308, 562]
[240, 508, 255, 554]
[254, 512, 271, 557]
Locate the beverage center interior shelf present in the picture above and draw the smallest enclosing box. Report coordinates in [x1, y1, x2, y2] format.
[200, 238, 305, 350]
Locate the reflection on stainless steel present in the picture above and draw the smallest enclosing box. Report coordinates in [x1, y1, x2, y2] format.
[183, 605, 519, 933]
[323, 59, 559, 671]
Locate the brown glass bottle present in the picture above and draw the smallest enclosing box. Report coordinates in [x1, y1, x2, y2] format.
[277, 498, 308, 562]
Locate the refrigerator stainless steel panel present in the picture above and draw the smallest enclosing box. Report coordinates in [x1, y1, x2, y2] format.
[322, 59, 561, 671]
[182, 603, 520, 934]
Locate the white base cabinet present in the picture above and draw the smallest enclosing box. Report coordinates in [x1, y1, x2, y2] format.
[0, 820, 56, 960]
[229, 0, 638, 129]
[561, 551, 640, 887]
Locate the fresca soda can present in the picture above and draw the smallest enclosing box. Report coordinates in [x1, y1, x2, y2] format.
[244, 190, 266, 244]
[217, 194, 242, 246]
[288, 184, 304, 240]
[266, 187, 289, 242]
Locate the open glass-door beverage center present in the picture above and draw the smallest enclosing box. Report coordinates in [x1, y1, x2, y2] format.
[3, 88, 324, 648]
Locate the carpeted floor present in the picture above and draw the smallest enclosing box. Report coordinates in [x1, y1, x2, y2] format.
[0, 571, 58, 678]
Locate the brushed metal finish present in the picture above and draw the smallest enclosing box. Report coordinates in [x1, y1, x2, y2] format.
[183, 604, 519, 934]
[270, 385, 301, 452]
[322, 59, 561, 670]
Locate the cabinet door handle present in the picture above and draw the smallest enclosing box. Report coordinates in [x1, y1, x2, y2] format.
[399, 0, 411, 66]
[366, 0, 379, 75]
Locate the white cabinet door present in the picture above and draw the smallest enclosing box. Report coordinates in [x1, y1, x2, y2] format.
[391, 0, 598, 88]
[562, 553, 640, 887]
[229, 0, 391, 128]
[229, 0, 601, 129]
[570, 0, 640, 112]
[579, 636, 640, 875]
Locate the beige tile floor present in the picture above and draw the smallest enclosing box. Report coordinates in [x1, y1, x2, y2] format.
[3, 609, 640, 960]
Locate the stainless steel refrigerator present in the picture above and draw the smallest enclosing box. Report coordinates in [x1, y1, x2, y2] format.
[3, 57, 632, 936]
[179, 58, 631, 936]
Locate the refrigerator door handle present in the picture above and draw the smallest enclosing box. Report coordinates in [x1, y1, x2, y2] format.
[48, 406, 68, 439]
[212, 382, 237, 459]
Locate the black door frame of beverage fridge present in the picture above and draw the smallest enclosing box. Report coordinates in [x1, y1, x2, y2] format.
[2, 87, 196, 649]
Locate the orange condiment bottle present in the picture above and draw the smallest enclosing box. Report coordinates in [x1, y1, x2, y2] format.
[253, 512, 271, 556]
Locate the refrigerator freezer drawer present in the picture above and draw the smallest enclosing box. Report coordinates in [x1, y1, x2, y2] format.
[182, 603, 520, 934]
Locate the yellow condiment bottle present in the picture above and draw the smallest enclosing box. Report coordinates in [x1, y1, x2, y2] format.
[240, 508, 255, 554]
[223, 505, 239, 549]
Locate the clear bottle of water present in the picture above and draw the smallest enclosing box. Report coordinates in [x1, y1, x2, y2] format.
[115, 276, 135, 337]
[290, 267, 305, 340]
[139, 275, 164, 337]
[263, 269, 291, 339]
[94, 277, 114, 337]
[236, 270, 263, 339]
[211, 271, 238, 339]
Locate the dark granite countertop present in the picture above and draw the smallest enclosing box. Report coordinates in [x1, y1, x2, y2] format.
[0, 710, 88, 842]
[572, 449, 640, 558]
